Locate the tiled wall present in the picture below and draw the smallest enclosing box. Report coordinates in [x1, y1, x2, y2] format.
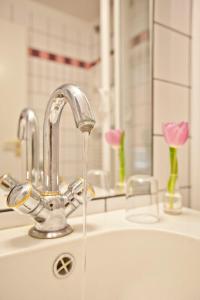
[0, 0, 102, 183]
[153, 0, 192, 206]
[0, 0, 193, 217]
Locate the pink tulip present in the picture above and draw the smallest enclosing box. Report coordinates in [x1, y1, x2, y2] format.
[105, 129, 122, 147]
[162, 122, 189, 147]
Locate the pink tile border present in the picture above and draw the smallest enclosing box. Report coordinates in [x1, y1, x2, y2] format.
[28, 48, 100, 69]
[28, 31, 148, 69]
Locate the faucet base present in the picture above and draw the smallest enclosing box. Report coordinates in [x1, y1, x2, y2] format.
[29, 225, 73, 239]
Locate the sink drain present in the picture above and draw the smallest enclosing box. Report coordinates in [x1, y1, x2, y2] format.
[53, 253, 75, 279]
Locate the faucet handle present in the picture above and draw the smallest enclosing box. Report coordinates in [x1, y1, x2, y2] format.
[63, 178, 95, 217]
[7, 182, 50, 222]
[0, 174, 18, 192]
[68, 177, 85, 195]
[64, 177, 95, 200]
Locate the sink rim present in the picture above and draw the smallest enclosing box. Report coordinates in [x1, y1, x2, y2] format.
[0, 206, 200, 258]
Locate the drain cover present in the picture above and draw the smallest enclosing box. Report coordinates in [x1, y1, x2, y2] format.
[53, 253, 75, 279]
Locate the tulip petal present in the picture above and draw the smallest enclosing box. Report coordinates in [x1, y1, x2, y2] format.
[105, 129, 122, 146]
[162, 122, 189, 147]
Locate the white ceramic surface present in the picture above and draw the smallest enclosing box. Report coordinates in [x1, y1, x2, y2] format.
[154, 24, 190, 86]
[154, 0, 191, 35]
[154, 80, 189, 135]
[0, 208, 200, 300]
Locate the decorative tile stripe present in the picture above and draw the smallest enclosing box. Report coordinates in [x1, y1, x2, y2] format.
[28, 31, 147, 69]
[28, 48, 100, 69]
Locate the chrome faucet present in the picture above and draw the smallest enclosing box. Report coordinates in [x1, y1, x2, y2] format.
[1, 84, 95, 239]
[43, 84, 95, 192]
[17, 108, 39, 185]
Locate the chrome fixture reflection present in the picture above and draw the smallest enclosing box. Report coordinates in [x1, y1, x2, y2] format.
[1, 84, 95, 239]
[18, 108, 39, 185]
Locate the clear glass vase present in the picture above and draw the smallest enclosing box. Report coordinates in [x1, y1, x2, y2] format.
[163, 147, 183, 215]
[163, 176, 183, 215]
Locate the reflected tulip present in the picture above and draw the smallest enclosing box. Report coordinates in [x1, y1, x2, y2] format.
[105, 129, 122, 147]
[105, 129, 125, 188]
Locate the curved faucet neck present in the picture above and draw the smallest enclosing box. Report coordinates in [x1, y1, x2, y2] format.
[18, 108, 39, 184]
[43, 84, 95, 192]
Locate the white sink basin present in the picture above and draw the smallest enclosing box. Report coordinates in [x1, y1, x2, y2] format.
[0, 208, 200, 300]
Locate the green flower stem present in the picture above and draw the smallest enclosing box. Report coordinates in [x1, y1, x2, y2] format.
[167, 146, 178, 209]
[119, 131, 125, 184]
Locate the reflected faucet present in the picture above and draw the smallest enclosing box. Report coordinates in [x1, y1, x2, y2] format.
[2, 84, 95, 239]
[18, 108, 39, 185]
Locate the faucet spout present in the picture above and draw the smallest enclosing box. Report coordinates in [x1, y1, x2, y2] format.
[17, 108, 39, 185]
[43, 84, 95, 192]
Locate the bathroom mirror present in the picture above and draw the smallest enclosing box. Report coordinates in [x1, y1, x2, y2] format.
[0, 0, 152, 212]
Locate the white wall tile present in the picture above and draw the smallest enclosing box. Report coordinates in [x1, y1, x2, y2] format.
[153, 136, 190, 190]
[155, 0, 191, 35]
[30, 31, 43, 50]
[154, 24, 190, 86]
[13, 1, 30, 27]
[36, 60, 46, 79]
[0, 0, 11, 20]
[107, 196, 126, 212]
[48, 17, 65, 38]
[181, 188, 190, 207]
[154, 80, 190, 134]
[32, 11, 48, 33]
[88, 200, 106, 215]
[46, 61, 56, 79]
[29, 76, 40, 93]
[47, 36, 61, 53]
[28, 57, 40, 76]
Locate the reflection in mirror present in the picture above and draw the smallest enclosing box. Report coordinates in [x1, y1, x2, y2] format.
[120, 0, 152, 178]
[97, 0, 152, 195]
[0, 0, 152, 211]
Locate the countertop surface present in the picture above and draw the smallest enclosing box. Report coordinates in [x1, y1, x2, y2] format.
[0, 206, 200, 257]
